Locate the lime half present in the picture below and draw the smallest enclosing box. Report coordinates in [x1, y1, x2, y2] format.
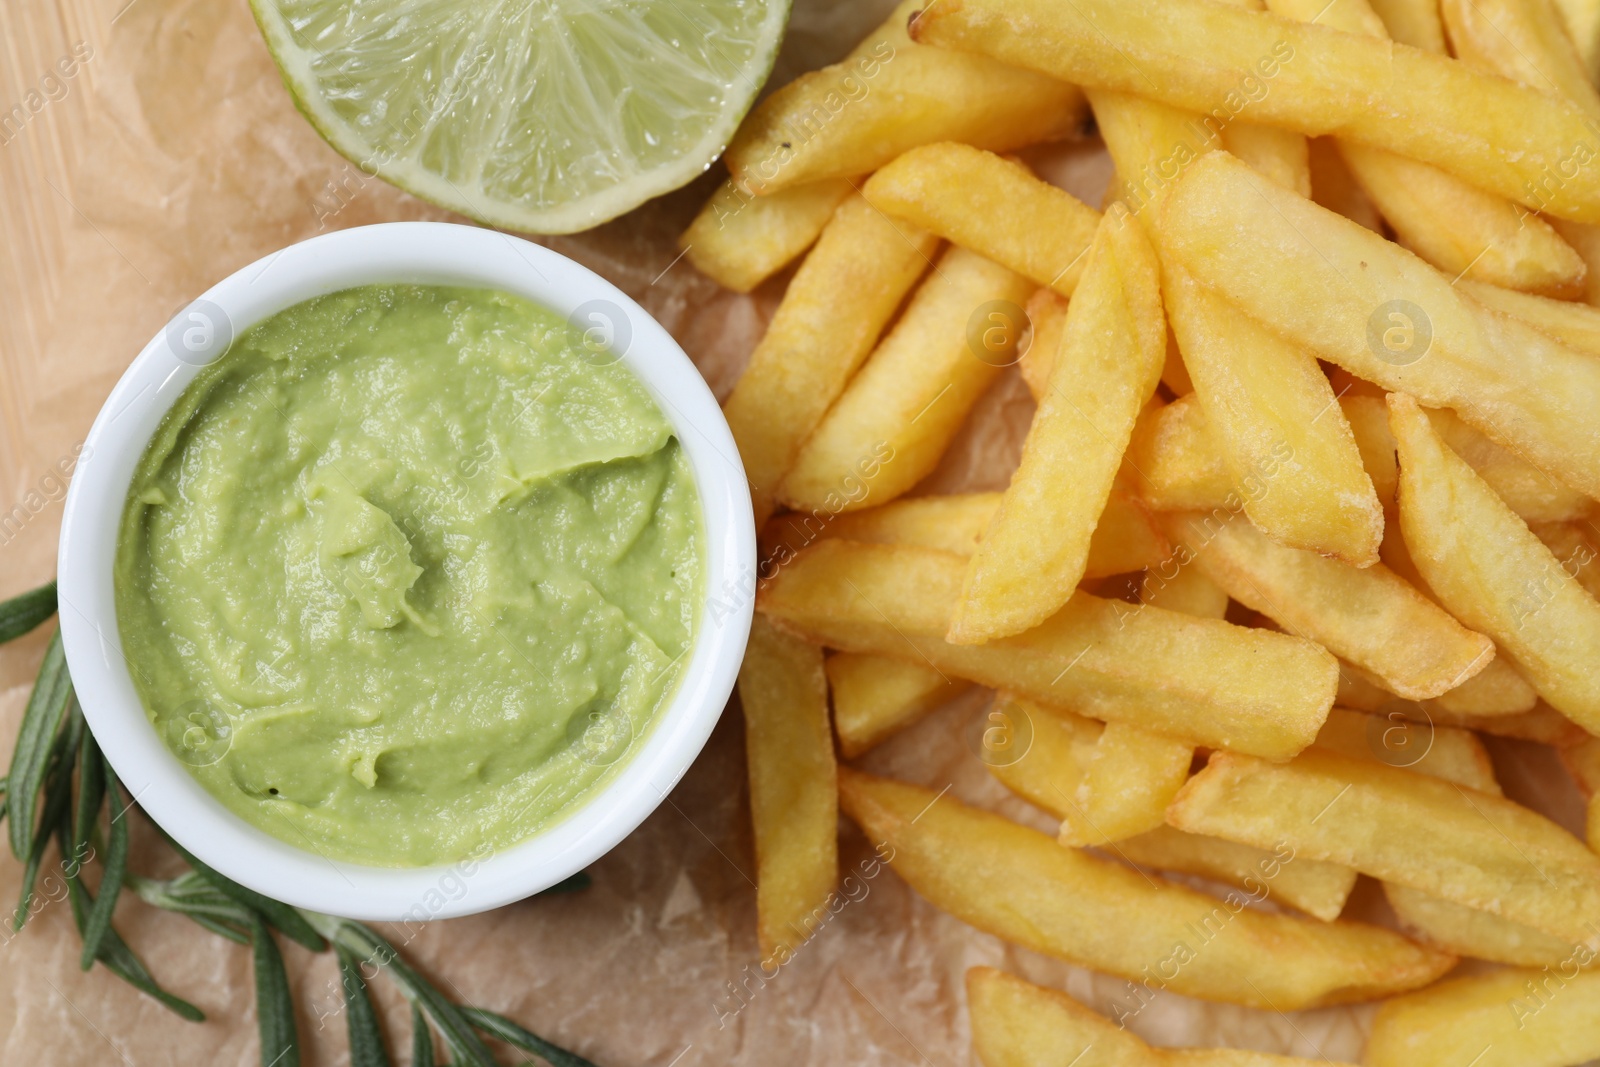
[252, 0, 792, 234]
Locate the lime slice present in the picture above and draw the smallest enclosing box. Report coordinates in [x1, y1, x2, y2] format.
[251, 0, 792, 234]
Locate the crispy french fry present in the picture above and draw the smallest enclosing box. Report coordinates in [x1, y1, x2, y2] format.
[1390, 392, 1600, 731]
[681, 178, 855, 293]
[1160, 151, 1600, 497]
[723, 195, 938, 525]
[985, 691, 1103, 816]
[863, 143, 1102, 296]
[1061, 722, 1195, 847]
[1554, 0, 1600, 83]
[1368, 0, 1450, 51]
[1017, 289, 1066, 400]
[1339, 395, 1399, 507]
[1532, 520, 1600, 600]
[738, 617, 838, 963]
[967, 967, 1339, 1067]
[1168, 510, 1494, 700]
[1424, 405, 1593, 525]
[778, 247, 1032, 513]
[1140, 562, 1230, 619]
[826, 651, 970, 759]
[1161, 263, 1383, 565]
[725, 31, 1086, 195]
[1460, 278, 1600, 356]
[1308, 137, 1383, 232]
[1269, 0, 1586, 296]
[1368, 967, 1600, 1067]
[1443, 0, 1596, 109]
[759, 541, 1339, 759]
[952, 212, 1166, 643]
[761, 490, 1169, 581]
[1116, 826, 1359, 922]
[1168, 748, 1600, 947]
[1314, 707, 1500, 794]
[840, 768, 1453, 1007]
[1126, 394, 1235, 511]
[1384, 882, 1581, 966]
[911, 0, 1600, 222]
[1220, 122, 1312, 197]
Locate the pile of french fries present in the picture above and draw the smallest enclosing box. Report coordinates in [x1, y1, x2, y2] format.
[692, 0, 1600, 1061]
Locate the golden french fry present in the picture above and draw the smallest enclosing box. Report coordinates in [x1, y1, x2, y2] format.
[1126, 394, 1235, 511]
[1308, 137, 1383, 231]
[1060, 722, 1194, 847]
[1424, 406, 1593, 524]
[737, 616, 838, 963]
[1314, 707, 1500, 794]
[967, 967, 1338, 1067]
[761, 490, 1169, 581]
[1162, 264, 1382, 565]
[1368, 0, 1450, 50]
[1160, 152, 1600, 497]
[1116, 826, 1358, 922]
[1220, 122, 1312, 197]
[1368, 967, 1600, 1067]
[725, 31, 1085, 195]
[911, 0, 1600, 222]
[863, 143, 1101, 296]
[826, 652, 970, 759]
[779, 247, 1032, 513]
[1168, 748, 1600, 947]
[1168, 510, 1494, 700]
[1532, 520, 1600, 600]
[1391, 392, 1600, 731]
[1340, 394, 1399, 507]
[952, 212, 1166, 643]
[680, 178, 855, 293]
[1431, 703, 1590, 744]
[1443, 0, 1596, 110]
[723, 195, 938, 525]
[1140, 562, 1230, 619]
[1017, 289, 1065, 400]
[985, 691, 1103, 816]
[1384, 882, 1581, 966]
[840, 768, 1453, 1007]
[759, 540, 1339, 758]
[1461, 278, 1600, 356]
[1555, 0, 1600, 82]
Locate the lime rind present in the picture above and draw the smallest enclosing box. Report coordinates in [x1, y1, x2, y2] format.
[251, 0, 792, 234]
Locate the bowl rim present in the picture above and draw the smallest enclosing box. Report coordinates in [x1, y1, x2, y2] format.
[56, 221, 755, 921]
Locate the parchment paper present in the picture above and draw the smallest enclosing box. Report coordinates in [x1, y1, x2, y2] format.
[0, 0, 1588, 1062]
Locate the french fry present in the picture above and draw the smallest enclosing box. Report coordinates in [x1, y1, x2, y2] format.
[839, 768, 1454, 1007]
[1424, 405, 1593, 525]
[1460, 278, 1600, 356]
[761, 490, 1169, 581]
[1140, 562, 1230, 619]
[1271, 0, 1585, 296]
[1017, 289, 1065, 400]
[758, 541, 1339, 759]
[1368, 0, 1450, 51]
[1160, 151, 1600, 497]
[967, 967, 1338, 1067]
[1167, 510, 1494, 700]
[1428, 703, 1590, 745]
[1384, 882, 1581, 966]
[1555, 0, 1600, 84]
[778, 247, 1033, 513]
[725, 29, 1086, 195]
[680, 178, 855, 293]
[1126, 393, 1235, 512]
[911, 0, 1600, 222]
[1532, 520, 1600, 600]
[985, 691, 1103, 817]
[1367, 967, 1600, 1067]
[826, 652, 970, 759]
[1219, 122, 1311, 197]
[722, 194, 938, 525]
[737, 617, 838, 963]
[951, 212, 1166, 643]
[1339, 395, 1399, 508]
[1060, 722, 1195, 847]
[863, 143, 1102, 297]
[1167, 748, 1600, 947]
[1115, 825, 1359, 922]
[1390, 392, 1600, 731]
[1308, 137, 1383, 231]
[1442, 0, 1597, 110]
[1313, 707, 1500, 794]
[1161, 264, 1382, 565]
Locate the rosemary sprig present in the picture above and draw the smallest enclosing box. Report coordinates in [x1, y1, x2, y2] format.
[0, 580, 604, 1067]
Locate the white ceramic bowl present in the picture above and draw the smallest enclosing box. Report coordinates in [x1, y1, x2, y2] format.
[57, 222, 754, 921]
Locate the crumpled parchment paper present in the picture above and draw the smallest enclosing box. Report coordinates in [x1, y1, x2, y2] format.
[0, 0, 1588, 1062]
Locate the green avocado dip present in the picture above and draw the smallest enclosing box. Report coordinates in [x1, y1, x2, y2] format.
[114, 284, 703, 867]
